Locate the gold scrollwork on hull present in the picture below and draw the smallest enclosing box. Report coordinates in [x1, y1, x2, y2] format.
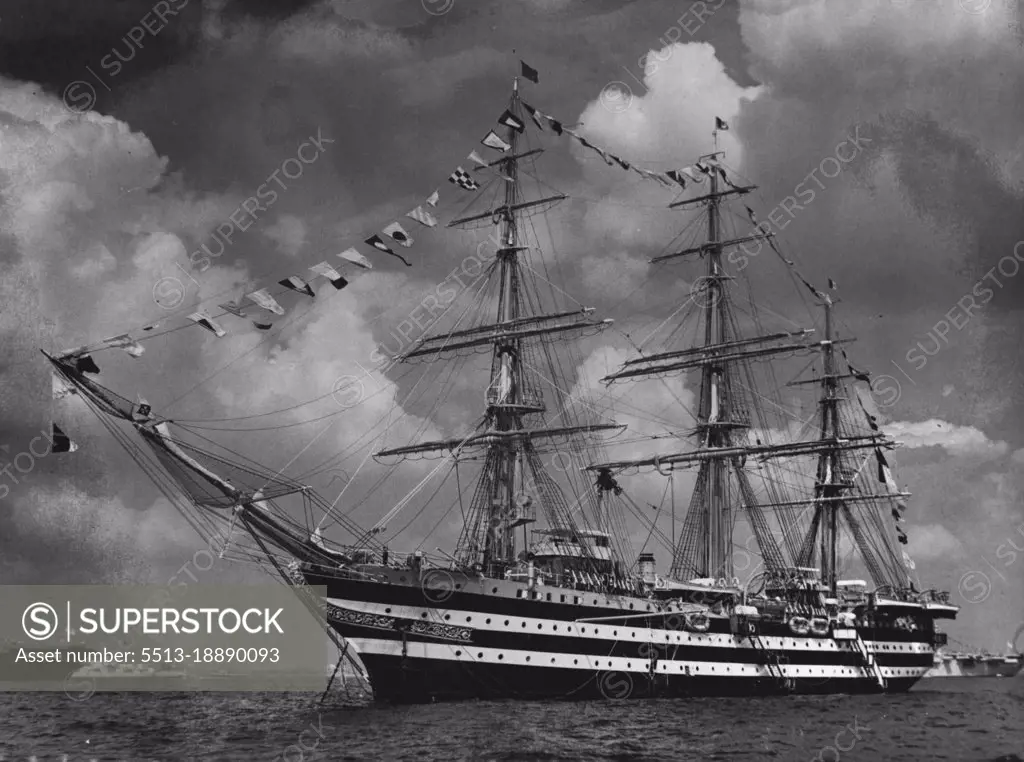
[408, 621, 472, 642]
[325, 604, 473, 642]
[326, 603, 396, 631]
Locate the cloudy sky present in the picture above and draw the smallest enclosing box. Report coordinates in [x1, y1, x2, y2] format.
[0, 0, 1022, 651]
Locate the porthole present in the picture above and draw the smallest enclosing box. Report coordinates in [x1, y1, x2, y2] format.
[629, 603, 634, 610]
[574, 659, 578, 665]
[400, 577, 407, 583]
[526, 656, 530, 662]
[553, 625, 558, 631]
[478, 652, 483, 658]
[537, 623, 543, 630]
[455, 584, 462, 590]
[551, 658, 556, 664]
[498, 654, 503, 660]
[444, 614, 451, 621]
[521, 622, 526, 628]
[385, 608, 392, 614]
[492, 587, 498, 593]
[504, 619, 509, 625]
[486, 618, 491, 624]
[421, 612, 428, 618]
[456, 650, 462, 656]
[466, 616, 472, 622]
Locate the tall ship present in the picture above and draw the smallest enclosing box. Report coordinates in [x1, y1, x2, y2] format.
[45, 72, 958, 703]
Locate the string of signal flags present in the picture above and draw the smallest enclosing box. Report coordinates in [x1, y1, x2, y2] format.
[52, 59, 739, 374]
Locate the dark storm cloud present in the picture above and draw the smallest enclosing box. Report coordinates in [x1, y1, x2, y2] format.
[0, 0, 200, 112]
[853, 112, 1024, 312]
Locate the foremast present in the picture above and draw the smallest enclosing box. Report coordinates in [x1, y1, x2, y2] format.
[375, 78, 619, 577]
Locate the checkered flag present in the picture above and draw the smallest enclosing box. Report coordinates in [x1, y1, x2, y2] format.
[448, 166, 479, 191]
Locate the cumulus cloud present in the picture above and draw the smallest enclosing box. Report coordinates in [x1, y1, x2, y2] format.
[885, 418, 1010, 459]
[905, 522, 962, 562]
[0, 74, 445, 579]
[572, 41, 761, 255]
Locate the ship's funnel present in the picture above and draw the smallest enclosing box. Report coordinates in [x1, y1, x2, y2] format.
[638, 552, 656, 585]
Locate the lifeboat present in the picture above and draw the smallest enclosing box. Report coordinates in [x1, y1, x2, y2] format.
[789, 616, 810, 636]
[810, 617, 830, 636]
[685, 612, 711, 632]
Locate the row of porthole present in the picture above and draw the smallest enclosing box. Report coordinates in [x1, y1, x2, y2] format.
[386, 609, 922, 654]
[445, 653, 923, 678]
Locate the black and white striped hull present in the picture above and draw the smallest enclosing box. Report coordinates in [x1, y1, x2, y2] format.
[305, 568, 934, 704]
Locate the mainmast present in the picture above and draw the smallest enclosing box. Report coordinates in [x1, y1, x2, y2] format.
[589, 147, 856, 584]
[818, 298, 842, 595]
[701, 155, 730, 580]
[374, 77, 619, 576]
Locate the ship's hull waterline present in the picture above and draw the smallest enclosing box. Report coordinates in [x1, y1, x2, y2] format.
[305, 567, 935, 704]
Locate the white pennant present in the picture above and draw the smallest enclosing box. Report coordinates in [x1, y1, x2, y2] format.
[247, 289, 285, 315]
[338, 247, 373, 269]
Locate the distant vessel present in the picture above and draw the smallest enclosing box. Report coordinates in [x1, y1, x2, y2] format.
[923, 650, 1023, 679]
[71, 662, 187, 680]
